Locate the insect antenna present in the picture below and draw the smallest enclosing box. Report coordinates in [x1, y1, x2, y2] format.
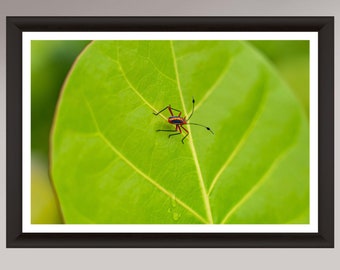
[186, 122, 214, 135]
[186, 97, 195, 121]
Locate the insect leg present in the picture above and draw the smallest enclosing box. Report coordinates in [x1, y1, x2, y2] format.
[168, 125, 181, 138]
[168, 106, 174, 116]
[156, 129, 178, 132]
[168, 106, 182, 116]
[153, 105, 170, 116]
[157, 124, 178, 133]
[180, 126, 189, 144]
[171, 107, 182, 114]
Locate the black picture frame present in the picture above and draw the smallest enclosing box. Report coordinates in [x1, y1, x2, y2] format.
[6, 16, 334, 248]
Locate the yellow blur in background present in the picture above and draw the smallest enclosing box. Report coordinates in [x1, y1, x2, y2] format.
[31, 156, 63, 224]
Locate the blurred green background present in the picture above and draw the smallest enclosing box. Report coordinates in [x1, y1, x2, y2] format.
[30, 40, 309, 224]
[31, 40, 90, 223]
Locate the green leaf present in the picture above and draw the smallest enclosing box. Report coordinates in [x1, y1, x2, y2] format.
[51, 40, 309, 224]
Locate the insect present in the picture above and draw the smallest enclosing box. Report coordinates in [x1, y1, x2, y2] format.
[153, 98, 214, 144]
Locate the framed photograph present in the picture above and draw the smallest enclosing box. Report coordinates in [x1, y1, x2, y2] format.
[7, 17, 334, 248]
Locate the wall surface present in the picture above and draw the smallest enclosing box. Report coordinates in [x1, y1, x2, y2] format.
[0, 1, 338, 269]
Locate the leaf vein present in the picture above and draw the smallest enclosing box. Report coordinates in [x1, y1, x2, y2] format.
[103, 46, 168, 120]
[117, 62, 168, 121]
[139, 54, 177, 83]
[195, 56, 235, 111]
[220, 140, 297, 224]
[208, 83, 268, 195]
[83, 97, 208, 224]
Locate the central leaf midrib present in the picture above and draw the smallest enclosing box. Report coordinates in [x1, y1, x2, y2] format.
[170, 41, 214, 224]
